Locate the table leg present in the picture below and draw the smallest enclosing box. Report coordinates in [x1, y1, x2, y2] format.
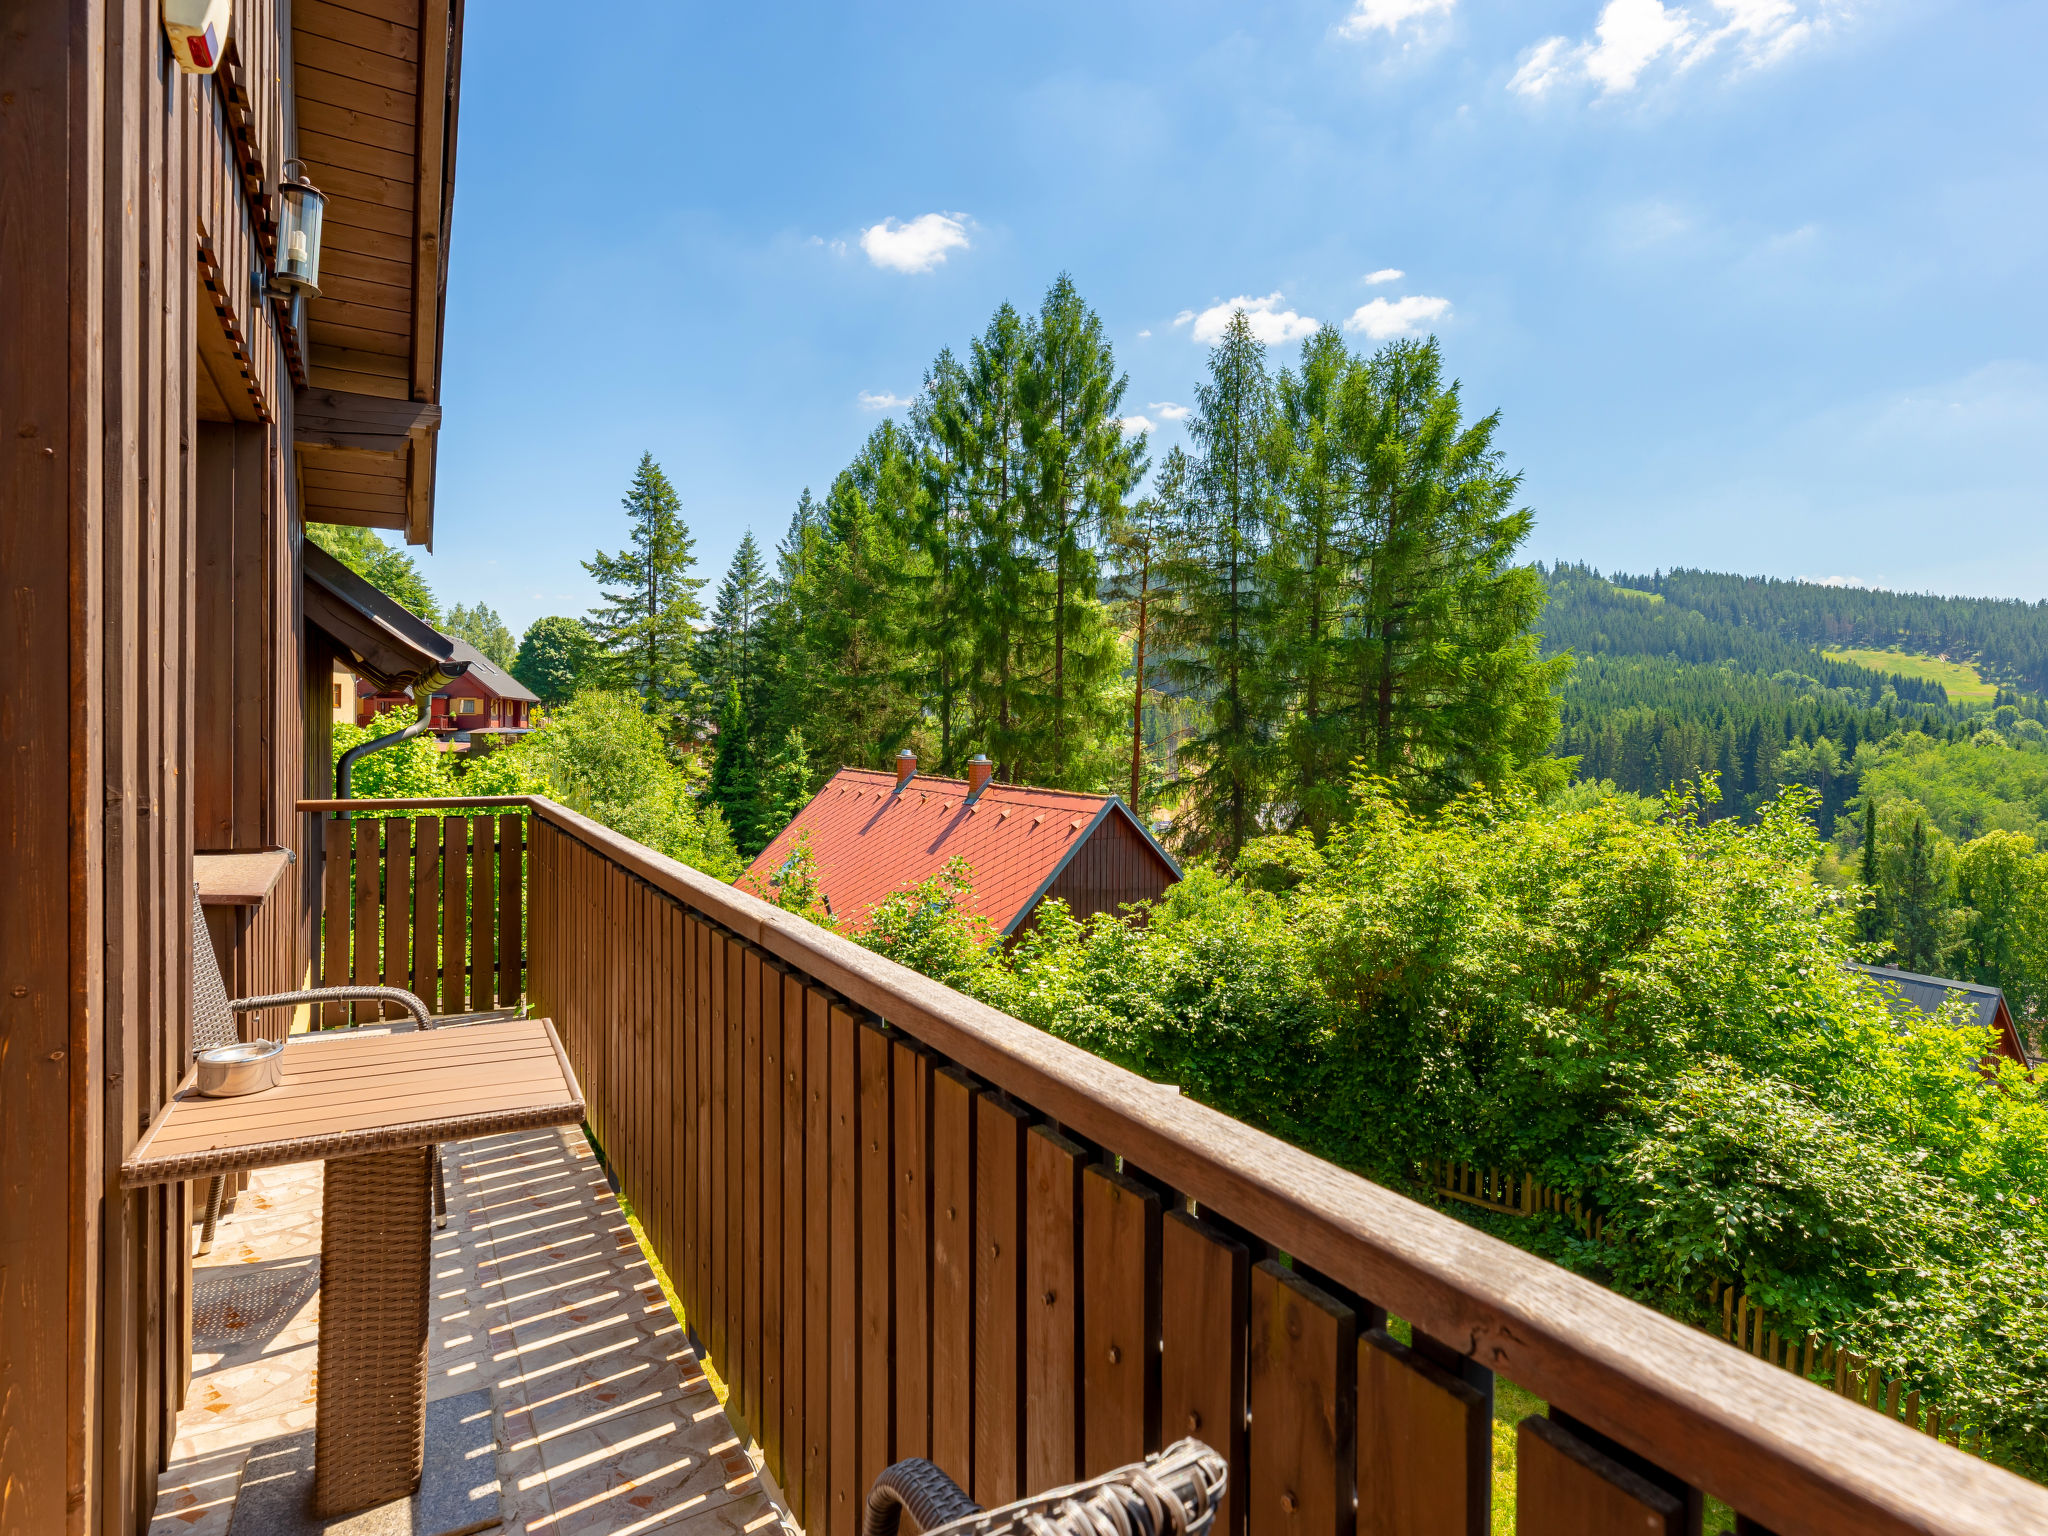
[313, 1143, 434, 1517]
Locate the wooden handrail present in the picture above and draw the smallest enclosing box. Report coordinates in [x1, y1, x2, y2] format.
[312, 792, 2048, 1531]
[297, 797, 532, 812]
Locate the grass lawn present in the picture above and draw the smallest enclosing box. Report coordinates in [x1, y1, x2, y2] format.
[1825, 646, 1998, 704]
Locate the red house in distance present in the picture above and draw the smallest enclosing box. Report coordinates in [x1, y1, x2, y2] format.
[356, 635, 540, 738]
[746, 751, 1181, 936]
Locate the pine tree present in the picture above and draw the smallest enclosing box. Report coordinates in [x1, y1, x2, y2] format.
[583, 453, 706, 739]
[908, 349, 976, 773]
[1106, 465, 1178, 812]
[1155, 313, 1283, 860]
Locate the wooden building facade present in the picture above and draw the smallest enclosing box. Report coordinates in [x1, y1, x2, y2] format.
[0, 2, 463, 1530]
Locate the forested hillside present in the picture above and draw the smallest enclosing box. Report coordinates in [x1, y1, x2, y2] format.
[1540, 564, 2048, 824]
[1631, 569, 2048, 691]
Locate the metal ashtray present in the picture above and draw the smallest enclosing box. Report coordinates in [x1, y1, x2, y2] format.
[195, 1039, 285, 1098]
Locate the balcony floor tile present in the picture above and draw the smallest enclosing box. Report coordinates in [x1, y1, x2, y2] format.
[150, 1122, 795, 1536]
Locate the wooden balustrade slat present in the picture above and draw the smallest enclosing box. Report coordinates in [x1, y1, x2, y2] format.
[760, 958, 787, 1472]
[829, 1002, 862, 1536]
[381, 817, 409, 1020]
[664, 899, 685, 1297]
[930, 1066, 978, 1493]
[351, 819, 378, 1022]
[1025, 1126, 1088, 1493]
[728, 940, 749, 1426]
[1162, 1210, 1250, 1536]
[499, 813, 522, 1005]
[1082, 1163, 1162, 1476]
[707, 929, 729, 1373]
[440, 815, 465, 1014]
[859, 1021, 895, 1502]
[892, 1039, 934, 1464]
[685, 915, 707, 1328]
[321, 818, 350, 1024]
[1357, 1328, 1487, 1536]
[803, 984, 834, 1530]
[470, 813, 495, 1015]
[974, 1095, 1030, 1507]
[744, 949, 768, 1444]
[410, 813, 436, 1005]
[1517, 1416, 1684, 1536]
[781, 971, 811, 1522]
[1249, 1260, 1356, 1536]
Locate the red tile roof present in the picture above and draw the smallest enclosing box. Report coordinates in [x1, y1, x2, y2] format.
[743, 768, 1171, 934]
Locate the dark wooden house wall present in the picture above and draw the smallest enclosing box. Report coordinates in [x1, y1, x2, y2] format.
[1033, 811, 1178, 930]
[0, 4, 301, 1531]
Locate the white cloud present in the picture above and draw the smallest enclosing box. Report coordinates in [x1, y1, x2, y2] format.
[1137, 328, 1153, 339]
[1344, 294, 1451, 339]
[1149, 401, 1191, 421]
[858, 212, 973, 274]
[1119, 415, 1156, 436]
[1363, 268, 1405, 285]
[1181, 294, 1321, 346]
[1510, 0, 1843, 99]
[1339, 0, 1454, 38]
[858, 390, 912, 411]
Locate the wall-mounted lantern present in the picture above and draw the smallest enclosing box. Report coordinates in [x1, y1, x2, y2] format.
[269, 162, 328, 299]
[163, 0, 231, 73]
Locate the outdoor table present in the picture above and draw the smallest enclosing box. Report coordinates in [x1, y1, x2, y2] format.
[121, 1016, 585, 1517]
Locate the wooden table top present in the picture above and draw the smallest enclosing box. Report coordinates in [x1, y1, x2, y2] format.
[121, 1017, 585, 1187]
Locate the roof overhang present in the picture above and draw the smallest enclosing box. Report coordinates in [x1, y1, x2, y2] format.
[291, 0, 465, 548]
[304, 541, 469, 696]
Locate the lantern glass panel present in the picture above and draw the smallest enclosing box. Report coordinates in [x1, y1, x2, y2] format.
[276, 181, 326, 296]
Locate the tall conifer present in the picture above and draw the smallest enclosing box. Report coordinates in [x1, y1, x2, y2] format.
[583, 453, 706, 739]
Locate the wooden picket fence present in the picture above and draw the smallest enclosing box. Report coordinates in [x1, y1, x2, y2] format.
[1707, 1279, 1984, 1456]
[1424, 1158, 1606, 1240]
[313, 806, 529, 1024]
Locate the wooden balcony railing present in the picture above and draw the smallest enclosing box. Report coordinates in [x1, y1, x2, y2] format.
[306, 798, 2048, 1536]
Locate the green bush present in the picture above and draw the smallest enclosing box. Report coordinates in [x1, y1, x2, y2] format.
[848, 777, 2048, 1472]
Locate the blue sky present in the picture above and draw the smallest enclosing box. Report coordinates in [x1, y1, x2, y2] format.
[423, 0, 2046, 636]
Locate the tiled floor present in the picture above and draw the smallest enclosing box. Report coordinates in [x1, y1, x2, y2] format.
[148, 1125, 796, 1536]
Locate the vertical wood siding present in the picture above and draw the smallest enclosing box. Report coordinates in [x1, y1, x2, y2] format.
[0, 3, 299, 1531]
[1034, 811, 1177, 930]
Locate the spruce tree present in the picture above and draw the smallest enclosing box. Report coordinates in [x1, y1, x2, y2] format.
[1894, 814, 1955, 973]
[699, 532, 773, 728]
[1334, 338, 1570, 810]
[907, 350, 976, 773]
[583, 453, 706, 739]
[1106, 466, 1178, 812]
[1271, 330, 1356, 838]
[1155, 313, 1284, 860]
[1857, 796, 1889, 948]
[707, 682, 765, 854]
[1017, 274, 1143, 788]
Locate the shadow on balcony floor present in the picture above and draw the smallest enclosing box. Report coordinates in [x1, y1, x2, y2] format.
[149, 1125, 796, 1536]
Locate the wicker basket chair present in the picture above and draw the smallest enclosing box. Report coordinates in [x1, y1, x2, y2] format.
[190, 886, 448, 1253]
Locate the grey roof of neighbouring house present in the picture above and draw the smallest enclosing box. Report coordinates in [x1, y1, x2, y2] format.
[1847, 962, 2031, 1066]
[442, 636, 539, 703]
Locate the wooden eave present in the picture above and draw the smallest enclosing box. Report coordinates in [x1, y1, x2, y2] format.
[303, 541, 469, 695]
[292, 0, 464, 549]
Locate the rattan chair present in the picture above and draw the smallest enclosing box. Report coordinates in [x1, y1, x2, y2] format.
[191, 887, 447, 1253]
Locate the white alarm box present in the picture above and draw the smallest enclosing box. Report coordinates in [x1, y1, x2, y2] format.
[163, 0, 232, 74]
